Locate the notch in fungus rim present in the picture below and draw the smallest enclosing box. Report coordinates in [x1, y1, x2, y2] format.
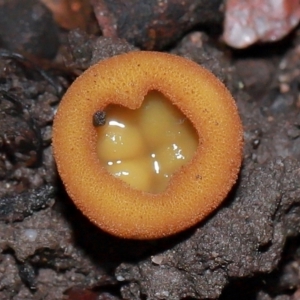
[52, 51, 243, 239]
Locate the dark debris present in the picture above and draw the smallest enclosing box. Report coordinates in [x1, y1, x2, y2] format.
[0, 0, 59, 59]
[0, 49, 64, 96]
[172, 31, 228, 82]
[91, 0, 223, 50]
[0, 184, 55, 222]
[0, 47, 63, 196]
[18, 262, 37, 290]
[0, 90, 43, 168]
[93, 111, 107, 127]
[67, 29, 138, 72]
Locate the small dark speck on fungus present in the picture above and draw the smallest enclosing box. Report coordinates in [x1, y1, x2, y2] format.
[93, 111, 106, 126]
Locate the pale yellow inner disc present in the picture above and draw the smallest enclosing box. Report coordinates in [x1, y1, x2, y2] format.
[96, 91, 198, 193]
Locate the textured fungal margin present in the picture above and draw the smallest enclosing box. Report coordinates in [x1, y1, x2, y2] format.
[52, 51, 243, 239]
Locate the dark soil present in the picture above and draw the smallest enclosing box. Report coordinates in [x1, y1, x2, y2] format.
[1, 1, 300, 300]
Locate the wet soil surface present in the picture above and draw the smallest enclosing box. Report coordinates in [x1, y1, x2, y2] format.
[1, 1, 300, 300]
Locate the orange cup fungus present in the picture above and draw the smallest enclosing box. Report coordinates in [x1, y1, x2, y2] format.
[52, 51, 243, 240]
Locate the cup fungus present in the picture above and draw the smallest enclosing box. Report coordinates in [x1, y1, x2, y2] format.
[53, 51, 243, 239]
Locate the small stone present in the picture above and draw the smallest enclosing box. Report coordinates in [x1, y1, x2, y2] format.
[224, 0, 300, 48]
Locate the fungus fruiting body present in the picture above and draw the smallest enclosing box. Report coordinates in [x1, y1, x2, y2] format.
[53, 51, 243, 239]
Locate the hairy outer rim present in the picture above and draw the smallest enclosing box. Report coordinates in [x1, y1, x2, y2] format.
[52, 51, 243, 239]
